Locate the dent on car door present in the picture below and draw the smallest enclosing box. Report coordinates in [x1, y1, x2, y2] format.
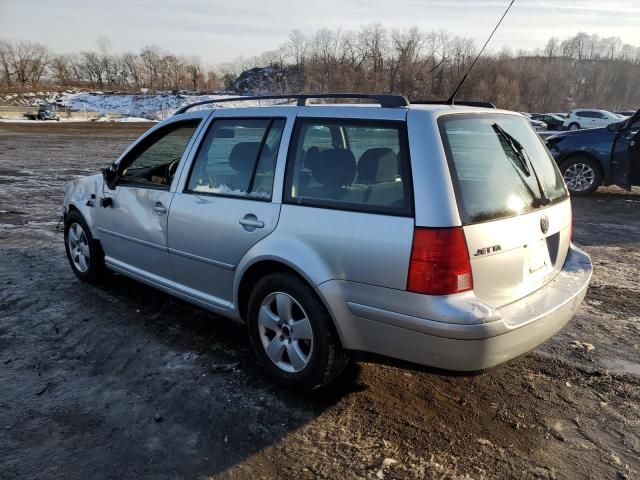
[96, 120, 201, 280]
[167, 117, 287, 309]
[611, 112, 640, 189]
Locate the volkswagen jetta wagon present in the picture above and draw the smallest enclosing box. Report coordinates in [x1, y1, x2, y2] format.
[63, 94, 592, 390]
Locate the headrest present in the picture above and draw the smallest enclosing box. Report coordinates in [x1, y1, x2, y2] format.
[304, 145, 331, 171]
[229, 142, 271, 173]
[357, 148, 398, 184]
[311, 148, 356, 188]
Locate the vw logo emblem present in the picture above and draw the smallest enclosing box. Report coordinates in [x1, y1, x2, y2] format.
[540, 214, 549, 234]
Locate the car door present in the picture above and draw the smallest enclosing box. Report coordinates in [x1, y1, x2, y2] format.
[167, 109, 294, 310]
[595, 111, 612, 128]
[581, 111, 596, 128]
[611, 111, 640, 190]
[96, 117, 203, 282]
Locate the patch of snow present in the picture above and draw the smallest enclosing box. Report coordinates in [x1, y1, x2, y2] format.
[114, 116, 156, 123]
[192, 183, 271, 199]
[59, 92, 258, 119]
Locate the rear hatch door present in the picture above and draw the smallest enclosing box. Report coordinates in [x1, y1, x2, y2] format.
[439, 112, 571, 308]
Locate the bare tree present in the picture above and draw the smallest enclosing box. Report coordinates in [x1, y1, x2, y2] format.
[122, 52, 141, 89]
[285, 30, 307, 68]
[140, 46, 163, 90]
[0, 40, 14, 86]
[544, 37, 559, 58]
[6, 40, 50, 86]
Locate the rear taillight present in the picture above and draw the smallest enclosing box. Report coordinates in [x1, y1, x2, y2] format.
[407, 227, 473, 295]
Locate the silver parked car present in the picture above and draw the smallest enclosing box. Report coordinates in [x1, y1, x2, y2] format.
[63, 94, 592, 390]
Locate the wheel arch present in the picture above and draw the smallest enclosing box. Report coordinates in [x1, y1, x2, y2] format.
[234, 256, 346, 346]
[63, 174, 104, 239]
[65, 200, 101, 239]
[64, 206, 106, 255]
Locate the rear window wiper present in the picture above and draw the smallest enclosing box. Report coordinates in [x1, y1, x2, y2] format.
[491, 123, 551, 207]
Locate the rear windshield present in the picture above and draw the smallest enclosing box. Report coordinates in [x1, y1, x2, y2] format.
[439, 113, 568, 224]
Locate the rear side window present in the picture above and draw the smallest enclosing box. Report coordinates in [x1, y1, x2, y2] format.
[186, 118, 285, 199]
[439, 113, 568, 224]
[284, 119, 412, 216]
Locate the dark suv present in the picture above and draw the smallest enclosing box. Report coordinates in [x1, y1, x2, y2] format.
[546, 110, 640, 195]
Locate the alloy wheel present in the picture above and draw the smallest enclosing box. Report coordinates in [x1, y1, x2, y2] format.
[67, 223, 90, 273]
[257, 292, 314, 373]
[564, 163, 595, 192]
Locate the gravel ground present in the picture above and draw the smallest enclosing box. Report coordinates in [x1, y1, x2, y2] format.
[0, 122, 638, 480]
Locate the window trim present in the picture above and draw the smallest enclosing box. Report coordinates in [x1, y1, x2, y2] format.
[282, 117, 415, 218]
[182, 116, 287, 202]
[116, 119, 201, 190]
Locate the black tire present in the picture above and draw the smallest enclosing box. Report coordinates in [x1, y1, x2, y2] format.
[560, 156, 602, 196]
[246, 272, 349, 390]
[64, 210, 108, 283]
[568, 122, 580, 131]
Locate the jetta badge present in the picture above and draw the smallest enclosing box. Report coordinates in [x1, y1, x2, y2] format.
[540, 214, 549, 234]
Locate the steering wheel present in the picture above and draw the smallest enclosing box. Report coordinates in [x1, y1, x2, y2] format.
[166, 158, 181, 181]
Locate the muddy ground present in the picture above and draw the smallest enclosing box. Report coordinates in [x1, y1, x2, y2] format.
[0, 122, 638, 480]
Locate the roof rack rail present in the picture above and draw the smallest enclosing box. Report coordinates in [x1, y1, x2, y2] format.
[174, 93, 410, 115]
[412, 100, 496, 109]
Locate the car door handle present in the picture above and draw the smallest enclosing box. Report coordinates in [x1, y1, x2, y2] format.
[239, 215, 264, 229]
[153, 204, 167, 215]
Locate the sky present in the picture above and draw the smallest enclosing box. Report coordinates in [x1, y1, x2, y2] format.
[0, 0, 638, 64]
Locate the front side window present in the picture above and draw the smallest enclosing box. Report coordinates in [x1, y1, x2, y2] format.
[439, 113, 568, 224]
[119, 121, 200, 188]
[186, 118, 285, 199]
[285, 119, 412, 215]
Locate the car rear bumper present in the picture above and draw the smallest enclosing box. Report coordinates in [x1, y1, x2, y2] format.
[320, 244, 592, 371]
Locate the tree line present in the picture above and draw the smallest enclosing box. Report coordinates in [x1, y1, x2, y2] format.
[0, 37, 221, 92]
[1, 28, 639, 111]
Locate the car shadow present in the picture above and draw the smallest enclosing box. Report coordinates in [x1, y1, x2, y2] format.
[66, 268, 365, 477]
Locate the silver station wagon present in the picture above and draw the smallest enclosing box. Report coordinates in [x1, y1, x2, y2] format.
[63, 94, 593, 390]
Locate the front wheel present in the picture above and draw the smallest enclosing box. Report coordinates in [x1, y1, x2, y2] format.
[561, 156, 602, 195]
[568, 122, 580, 131]
[247, 273, 349, 390]
[64, 211, 108, 283]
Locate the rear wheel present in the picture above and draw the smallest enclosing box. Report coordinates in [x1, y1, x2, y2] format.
[247, 273, 349, 390]
[568, 122, 580, 131]
[64, 211, 108, 283]
[561, 156, 602, 195]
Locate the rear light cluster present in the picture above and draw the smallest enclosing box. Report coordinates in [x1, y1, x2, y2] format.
[407, 227, 473, 295]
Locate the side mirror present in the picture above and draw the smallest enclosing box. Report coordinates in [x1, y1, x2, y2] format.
[607, 121, 626, 133]
[101, 165, 119, 190]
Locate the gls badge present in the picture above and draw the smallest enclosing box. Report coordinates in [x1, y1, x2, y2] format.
[474, 245, 502, 257]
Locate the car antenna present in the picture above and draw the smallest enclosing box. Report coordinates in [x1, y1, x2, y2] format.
[446, 0, 516, 106]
